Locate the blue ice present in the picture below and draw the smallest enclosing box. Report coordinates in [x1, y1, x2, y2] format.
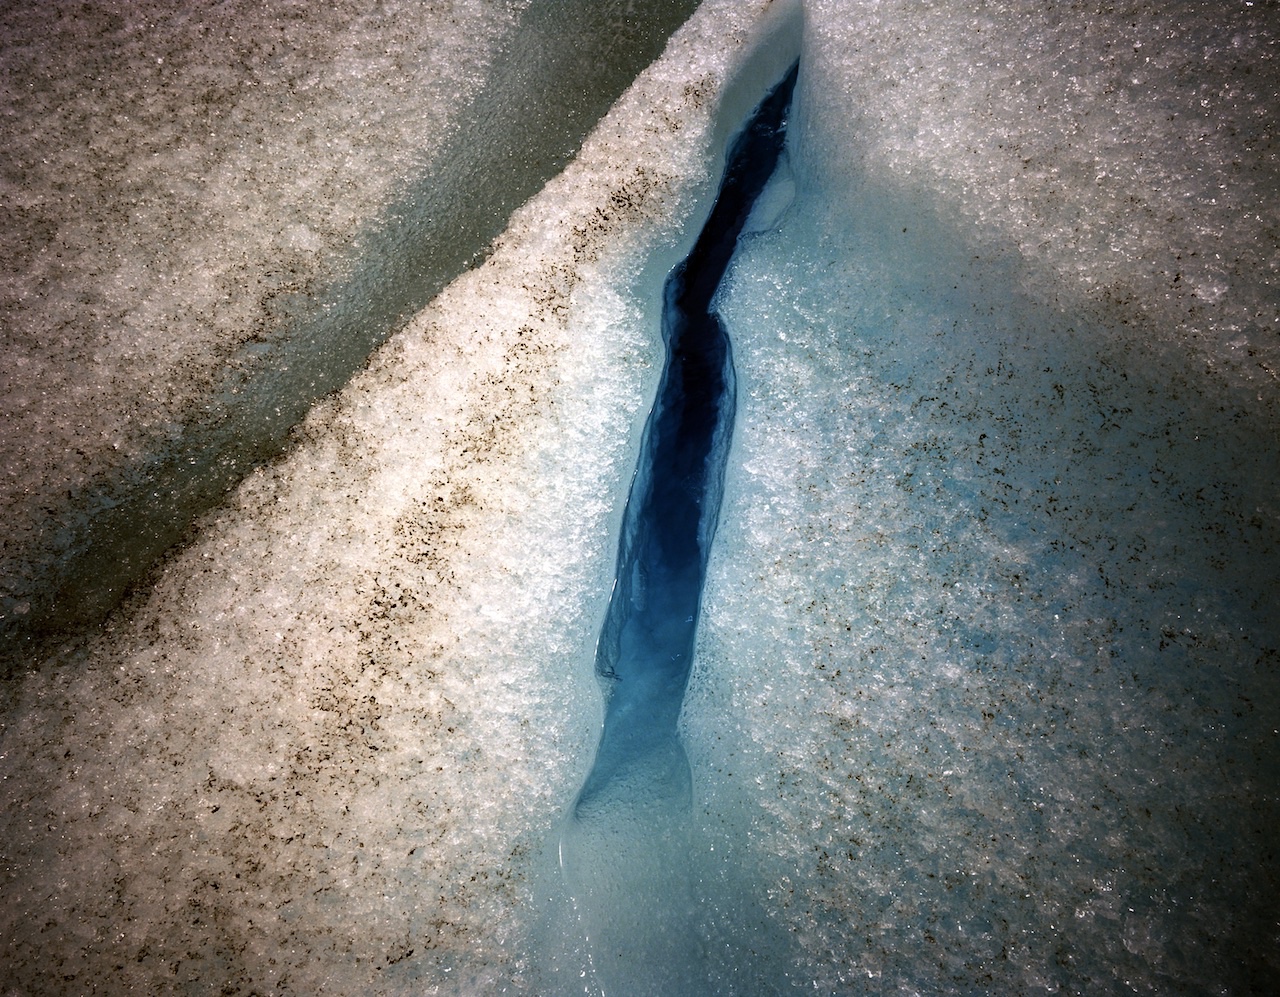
[555, 63, 799, 996]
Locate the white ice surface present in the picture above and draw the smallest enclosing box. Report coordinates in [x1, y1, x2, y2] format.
[0, 0, 523, 622]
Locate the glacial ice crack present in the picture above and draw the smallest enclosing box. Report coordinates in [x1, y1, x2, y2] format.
[573, 60, 798, 826]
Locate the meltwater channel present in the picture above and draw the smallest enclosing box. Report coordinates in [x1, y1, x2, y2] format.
[556, 64, 798, 993]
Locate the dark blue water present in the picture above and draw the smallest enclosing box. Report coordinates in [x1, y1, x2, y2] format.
[573, 63, 799, 822]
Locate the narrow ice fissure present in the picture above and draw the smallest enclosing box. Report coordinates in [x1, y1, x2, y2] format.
[572, 62, 799, 825]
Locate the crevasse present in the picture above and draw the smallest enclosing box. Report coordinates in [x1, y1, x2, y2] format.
[557, 62, 799, 996]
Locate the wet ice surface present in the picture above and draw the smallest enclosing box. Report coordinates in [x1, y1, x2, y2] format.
[2, 0, 1278, 993]
[574, 66, 798, 819]
[559, 63, 797, 995]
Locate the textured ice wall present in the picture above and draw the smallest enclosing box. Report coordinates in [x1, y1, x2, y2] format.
[0, 2, 792, 993]
[688, 1, 1279, 993]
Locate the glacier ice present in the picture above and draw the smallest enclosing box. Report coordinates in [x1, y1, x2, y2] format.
[1, 0, 1277, 994]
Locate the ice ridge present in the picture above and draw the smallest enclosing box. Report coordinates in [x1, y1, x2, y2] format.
[0, 0, 702, 675]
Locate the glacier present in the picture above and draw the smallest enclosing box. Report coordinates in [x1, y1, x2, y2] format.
[2, 0, 1277, 994]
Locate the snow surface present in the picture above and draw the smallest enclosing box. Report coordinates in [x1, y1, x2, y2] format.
[2, 0, 1277, 994]
[0, 0, 524, 632]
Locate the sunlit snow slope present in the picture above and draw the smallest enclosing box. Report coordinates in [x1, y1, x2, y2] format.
[1, 0, 1277, 995]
